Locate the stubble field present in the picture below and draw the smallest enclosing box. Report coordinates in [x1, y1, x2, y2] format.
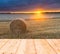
[0, 18, 60, 39]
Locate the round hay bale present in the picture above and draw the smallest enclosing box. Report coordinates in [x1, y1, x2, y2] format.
[10, 18, 27, 34]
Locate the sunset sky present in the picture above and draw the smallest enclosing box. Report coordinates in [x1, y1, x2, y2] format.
[0, 0, 60, 12]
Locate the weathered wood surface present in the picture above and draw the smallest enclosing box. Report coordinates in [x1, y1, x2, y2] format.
[0, 39, 60, 54]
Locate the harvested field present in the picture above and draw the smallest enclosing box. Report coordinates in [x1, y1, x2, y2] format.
[0, 18, 60, 38]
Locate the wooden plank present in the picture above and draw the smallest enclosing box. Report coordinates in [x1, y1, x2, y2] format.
[0, 39, 60, 54]
[25, 39, 36, 54]
[0, 39, 9, 49]
[34, 39, 57, 54]
[12, 39, 21, 54]
[47, 39, 60, 54]
[0, 39, 18, 54]
[16, 39, 27, 54]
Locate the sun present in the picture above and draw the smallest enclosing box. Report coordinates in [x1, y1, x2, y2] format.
[33, 10, 43, 19]
[30, 10, 46, 21]
[35, 11, 41, 14]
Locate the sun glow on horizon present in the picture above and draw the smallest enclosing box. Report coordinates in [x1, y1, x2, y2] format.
[30, 10, 46, 21]
[11, 9, 47, 21]
[34, 11, 42, 19]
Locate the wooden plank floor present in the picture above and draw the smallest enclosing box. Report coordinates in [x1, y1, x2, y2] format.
[0, 39, 60, 54]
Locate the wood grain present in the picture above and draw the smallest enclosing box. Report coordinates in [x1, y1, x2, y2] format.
[0, 39, 60, 54]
